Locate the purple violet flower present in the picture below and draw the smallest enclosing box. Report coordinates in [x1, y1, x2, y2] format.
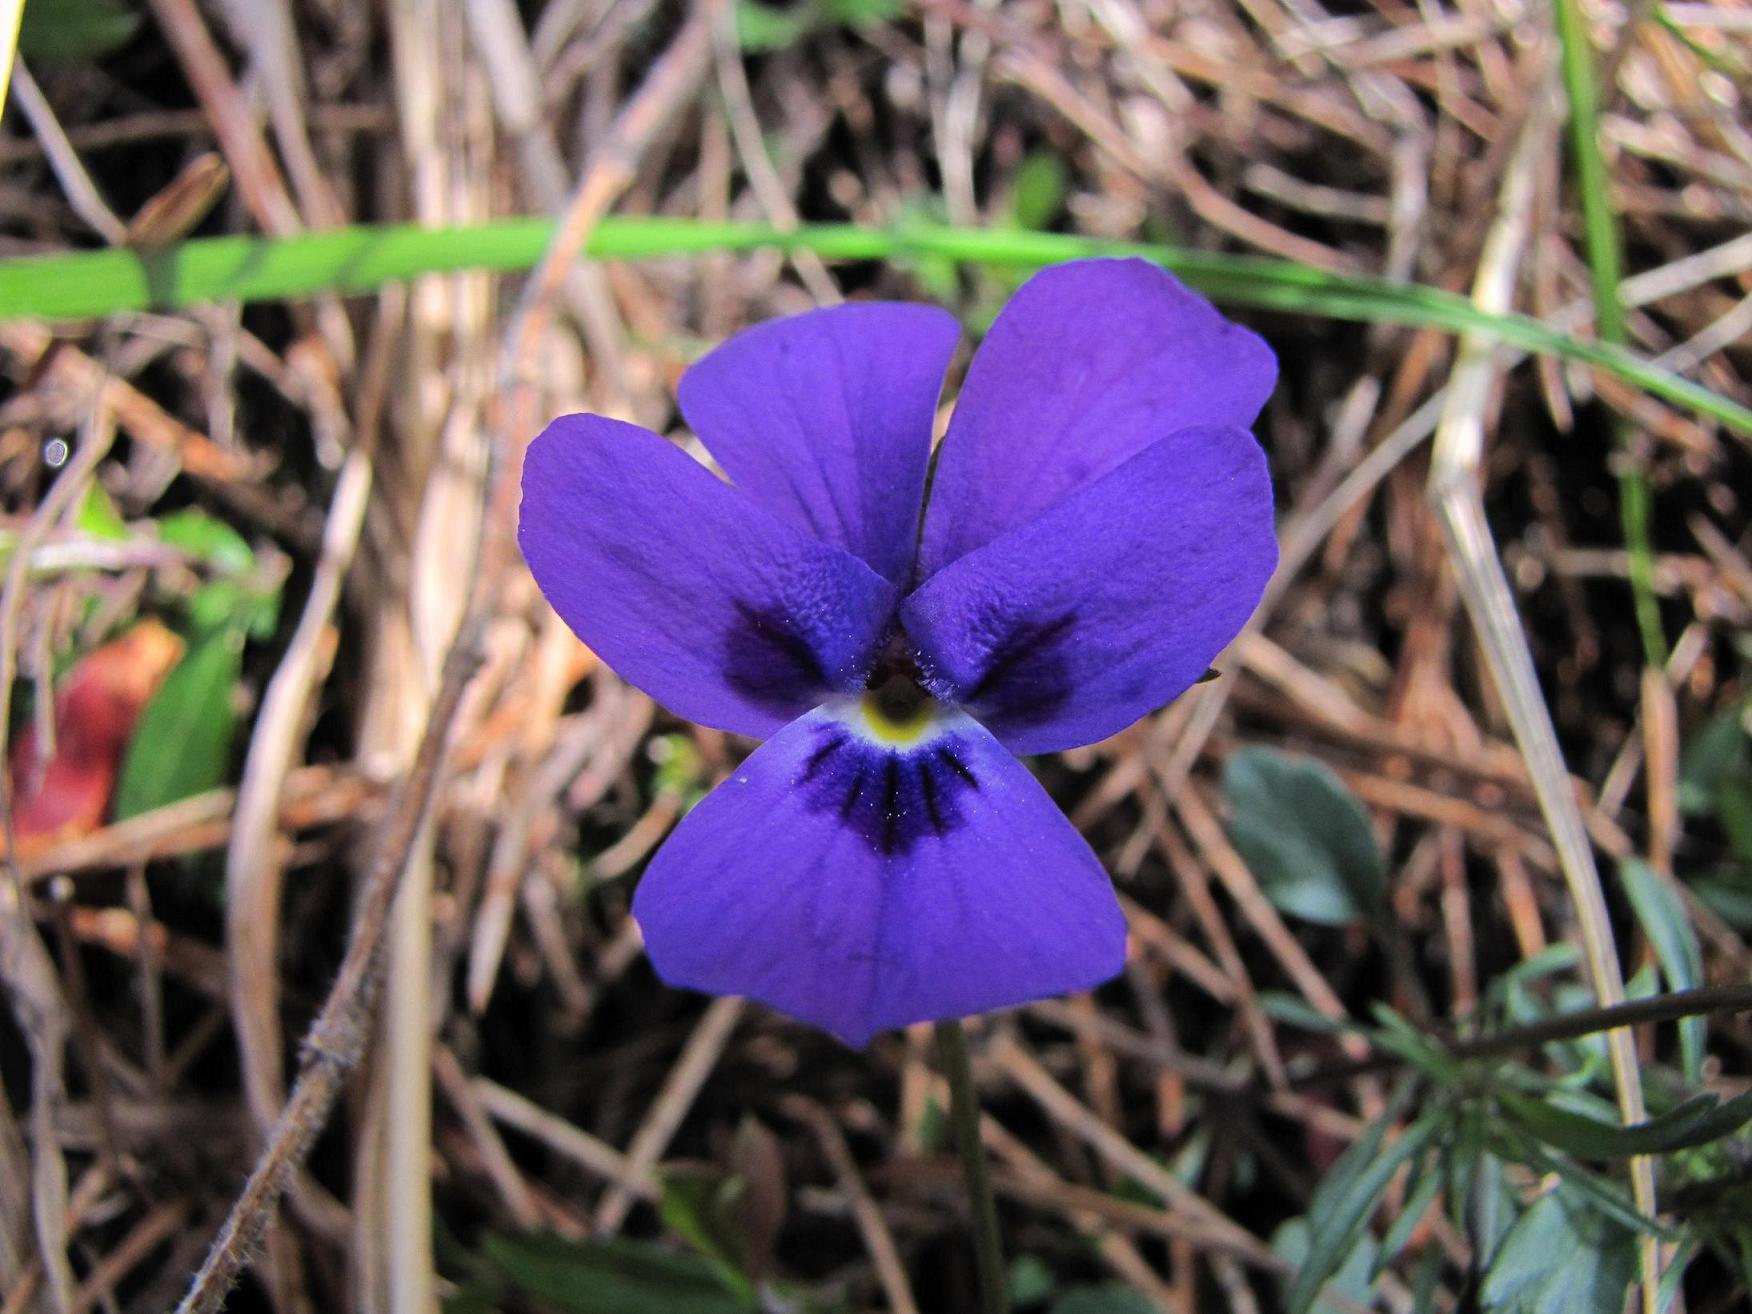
[518, 258, 1278, 1047]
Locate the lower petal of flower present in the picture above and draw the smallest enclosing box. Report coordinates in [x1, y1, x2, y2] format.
[632, 704, 1127, 1047]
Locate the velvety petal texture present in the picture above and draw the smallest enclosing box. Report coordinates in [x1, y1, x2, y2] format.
[918, 259, 1276, 576]
[521, 261, 1281, 1048]
[679, 303, 959, 586]
[519, 414, 897, 739]
[902, 424, 1277, 756]
[633, 703, 1128, 1046]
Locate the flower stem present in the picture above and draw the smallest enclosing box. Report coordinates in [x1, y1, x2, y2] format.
[935, 1019, 1008, 1314]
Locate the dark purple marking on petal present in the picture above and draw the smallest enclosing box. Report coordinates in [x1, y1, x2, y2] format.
[879, 757, 902, 853]
[933, 744, 978, 791]
[903, 424, 1277, 755]
[957, 611, 1076, 734]
[720, 602, 836, 719]
[632, 706, 1127, 1047]
[918, 759, 947, 834]
[799, 732, 848, 783]
[519, 414, 898, 738]
[793, 721, 979, 857]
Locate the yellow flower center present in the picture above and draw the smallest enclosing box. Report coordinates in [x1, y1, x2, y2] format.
[859, 673, 938, 745]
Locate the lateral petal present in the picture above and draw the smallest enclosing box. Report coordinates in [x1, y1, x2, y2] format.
[519, 414, 897, 739]
[903, 424, 1276, 756]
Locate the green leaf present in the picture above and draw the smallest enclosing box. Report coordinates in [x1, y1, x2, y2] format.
[1282, 1107, 1442, 1314]
[154, 510, 280, 637]
[1717, 775, 1752, 865]
[1495, 943, 1582, 997]
[75, 484, 128, 541]
[1222, 747, 1386, 926]
[157, 509, 255, 575]
[18, 0, 140, 63]
[1678, 706, 1749, 814]
[1480, 1188, 1636, 1314]
[1410, 1248, 1444, 1314]
[112, 628, 241, 820]
[658, 1169, 757, 1304]
[188, 580, 244, 636]
[1373, 1154, 1444, 1274]
[915, 1093, 948, 1154]
[1369, 1003, 1461, 1084]
[1009, 1254, 1057, 1306]
[1468, 1150, 1522, 1271]
[1273, 1218, 1379, 1314]
[1491, 943, 1582, 1026]
[735, 1, 808, 51]
[652, 734, 706, 804]
[1258, 991, 1355, 1035]
[480, 1233, 755, 1314]
[1692, 864, 1752, 931]
[1047, 1285, 1158, 1314]
[1009, 152, 1068, 232]
[1618, 858, 1705, 1081]
[818, 0, 904, 25]
[1503, 1089, 1752, 1160]
[1496, 1134, 1672, 1239]
[1653, 1238, 1699, 1314]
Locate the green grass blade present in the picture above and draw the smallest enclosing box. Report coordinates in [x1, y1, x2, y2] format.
[0, 217, 1748, 435]
[1556, 0, 1627, 347]
[1556, 0, 1668, 666]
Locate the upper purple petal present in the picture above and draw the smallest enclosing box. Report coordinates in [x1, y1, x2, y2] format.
[902, 424, 1277, 756]
[917, 258, 1276, 577]
[633, 704, 1127, 1047]
[679, 302, 960, 587]
[518, 414, 897, 739]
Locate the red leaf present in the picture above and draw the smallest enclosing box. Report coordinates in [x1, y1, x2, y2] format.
[9, 620, 184, 854]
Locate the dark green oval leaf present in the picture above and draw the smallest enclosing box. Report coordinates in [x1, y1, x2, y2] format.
[1223, 747, 1386, 926]
[18, 0, 140, 63]
[1504, 1089, 1752, 1161]
[1480, 1188, 1636, 1314]
[1048, 1285, 1158, 1314]
[1282, 1107, 1442, 1314]
[480, 1233, 755, 1314]
[113, 628, 241, 820]
[1618, 858, 1705, 1081]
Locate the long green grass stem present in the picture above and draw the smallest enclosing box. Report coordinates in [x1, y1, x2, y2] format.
[1, 218, 1749, 434]
[935, 1019, 1008, 1314]
[1555, 0, 1668, 668]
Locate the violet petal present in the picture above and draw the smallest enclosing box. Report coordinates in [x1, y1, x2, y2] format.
[903, 424, 1277, 755]
[919, 258, 1276, 576]
[519, 414, 896, 738]
[633, 704, 1127, 1047]
[680, 303, 959, 587]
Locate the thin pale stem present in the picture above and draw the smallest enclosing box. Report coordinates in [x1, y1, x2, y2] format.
[935, 1020, 1008, 1314]
[1427, 74, 1658, 1308]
